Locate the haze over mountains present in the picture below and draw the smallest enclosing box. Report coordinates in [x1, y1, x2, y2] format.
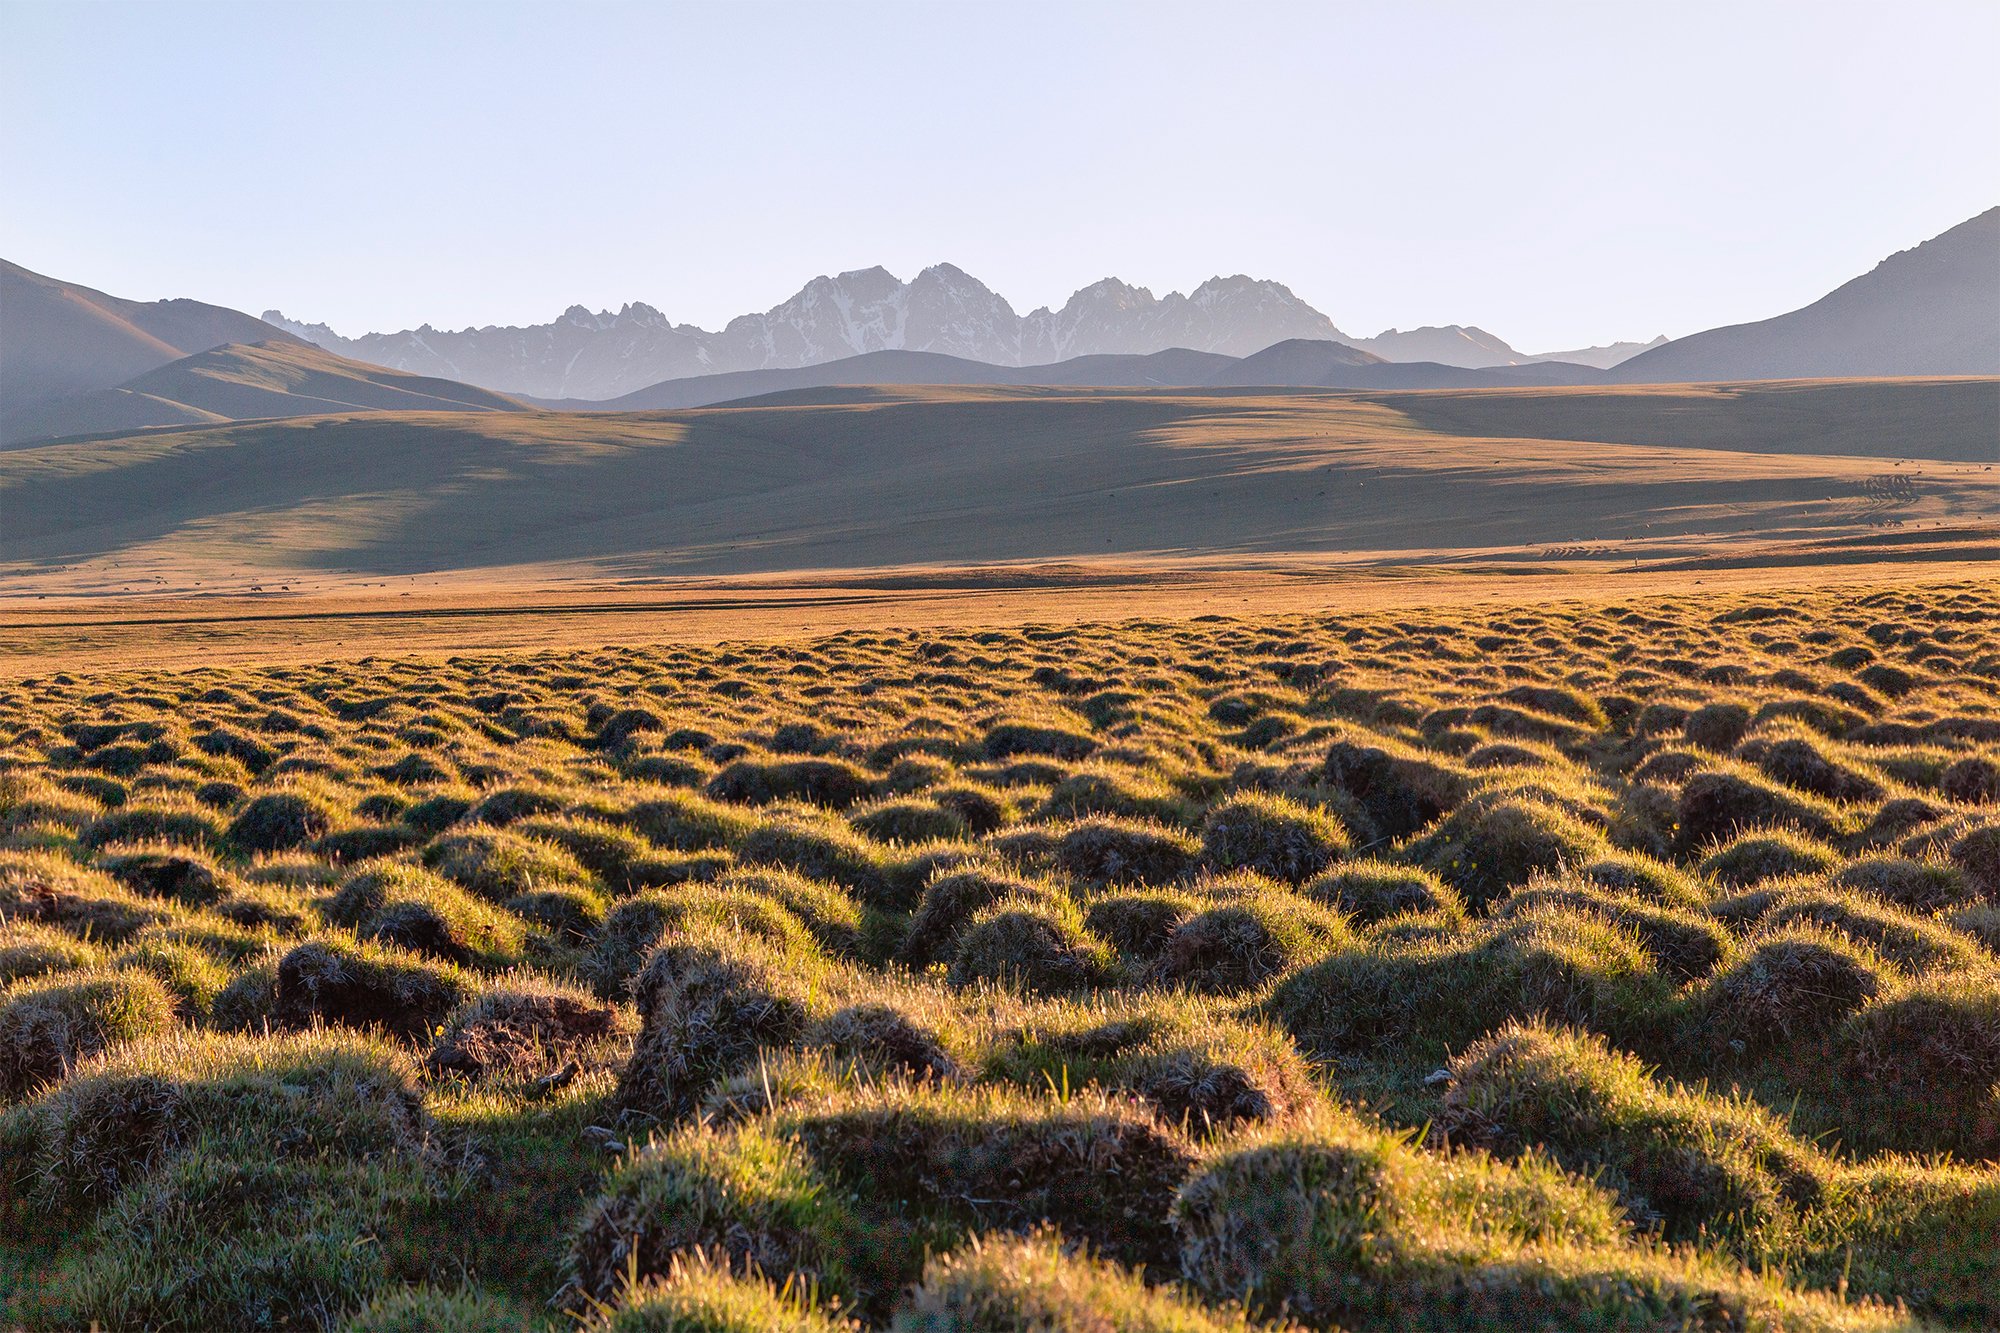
[0, 259, 302, 411]
[265, 267, 1664, 401]
[1607, 206, 2000, 382]
[0, 341, 526, 446]
[2, 206, 1993, 448]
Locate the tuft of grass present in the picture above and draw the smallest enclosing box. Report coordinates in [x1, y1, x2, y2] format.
[1199, 792, 1349, 884]
[0, 967, 178, 1099]
[1054, 818, 1199, 888]
[895, 1229, 1269, 1332]
[948, 895, 1118, 997]
[1153, 880, 1355, 996]
[272, 933, 474, 1039]
[1406, 793, 1611, 911]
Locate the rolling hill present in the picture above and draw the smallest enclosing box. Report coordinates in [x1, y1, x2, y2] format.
[1, 379, 1988, 594]
[1611, 207, 2000, 381]
[0, 259, 302, 415]
[540, 342, 1604, 412]
[0, 340, 530, 446]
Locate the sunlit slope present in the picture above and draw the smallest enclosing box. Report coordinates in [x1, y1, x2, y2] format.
[1367, 377, 2000, 462]
[1, 340, 529, 446]
[0, 380, 1991, 585]
[0, 258, 301, 412]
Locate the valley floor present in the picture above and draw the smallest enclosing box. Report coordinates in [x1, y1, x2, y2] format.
[2, 544, 1993, 675]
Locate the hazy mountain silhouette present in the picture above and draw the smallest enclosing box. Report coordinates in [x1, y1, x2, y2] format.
[266, 268, 1359, 400]
[535, 341, 1608, 412]
[2, 340, 527, 446]
[1348, 326, 1668, 369]
[1611, 207, 2000, 381]
[0, 259, 302, 417]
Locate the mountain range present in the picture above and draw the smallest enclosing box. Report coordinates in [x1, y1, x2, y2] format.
[2, 206, 1993, 447]
[534, 341, 1606, 414]
[265, 268, 1662, 401]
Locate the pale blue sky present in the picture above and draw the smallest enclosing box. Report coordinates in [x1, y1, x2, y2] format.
[4, 0, 1995, 351]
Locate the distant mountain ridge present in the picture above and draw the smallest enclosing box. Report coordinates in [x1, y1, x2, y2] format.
[1348, 326, 1667, 369]
[265, 267, 1363, 400]
[267, 267, 1668, 401]
[537, 340, 1609, 413]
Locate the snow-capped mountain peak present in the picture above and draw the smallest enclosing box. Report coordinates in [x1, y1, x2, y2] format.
[266, 262, 1653, 400]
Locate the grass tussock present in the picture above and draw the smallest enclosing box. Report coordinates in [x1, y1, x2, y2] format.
[2, 580, 1998, 1325]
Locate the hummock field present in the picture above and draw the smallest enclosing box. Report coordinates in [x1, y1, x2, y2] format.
[2, 567, 1999, 1331]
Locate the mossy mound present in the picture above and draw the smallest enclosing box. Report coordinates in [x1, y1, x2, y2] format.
[1828, 974, 2000, 1159]
[329, 859, 530, 969]
[895, 1229, 1261, 1332]
[850, 797, 970, 846]
[947, 895, 1117, 996]
[1053, 818, 1199, 888]
[1302, 859, 1461, 925]
[583, 883, 822, 1000]
[708, 757, 880, 810]
[900, 866, 1063, 968]
[0, 849, 172, 943]
[0, 920, 106, 986]
[1688, 926, 1885, 1059]
[1700, 830, 1843, 887]
[1440, 1021, 1823, 1248]
[1082, 888, 1206, 965]
[738, 811, 892, 906]
[94, 842, 232, 907]
[427, 976, 635, 1082]
[1320, 736, 1471, 843]
[985, 1002, 1319, 1137]
[227, 789, 339, 853]
[8, 1026, 427, 1211]
[1173, 1105, 1902, 1332]
[1268, 907, 1670, 1064]
[571, 1083, 1195, 1315]
[1488, 879, 1732, 982]
[0, 967, 178, 1099]
[1675, 769, 1841, 854]
[272, 935, 473, 1039]
[1406, 795, 1612, 912]
[614, 925, 832, 1122]
[423, 826, 595, 900]
[1199, 792, 1349, 884]
[7, 1029, 439, 1329]
[1152, 882, 1355, 996]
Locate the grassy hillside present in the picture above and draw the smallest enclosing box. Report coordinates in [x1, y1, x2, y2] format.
[1, 379, 1990, 593]
[0, 259, 301, 413]
[2, 579, 1997, 1328]
[1610, 207, 2000, 382]
[1372, 376, 2000, 462]
[1, 340, 529, 447]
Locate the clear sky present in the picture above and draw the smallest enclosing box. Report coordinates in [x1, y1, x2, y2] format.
[4, 0, 1995, 352]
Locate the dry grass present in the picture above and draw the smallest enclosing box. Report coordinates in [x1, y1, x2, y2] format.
[2, 577, 1998, 1327]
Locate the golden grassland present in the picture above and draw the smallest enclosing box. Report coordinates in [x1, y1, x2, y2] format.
[1, 575, 1999, 1329]
[3, 544, 1995, 678]
[2, 378, 1992, 599]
